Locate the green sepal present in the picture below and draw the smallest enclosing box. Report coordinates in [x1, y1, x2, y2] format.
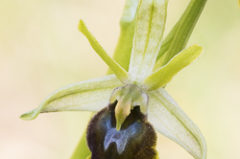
[20, 75, 120, 120]
[128, 0, 168, 82]
[148, 88, 207, 159]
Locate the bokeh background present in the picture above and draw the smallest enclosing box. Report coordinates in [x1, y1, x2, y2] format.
[0, 0, 240, 158]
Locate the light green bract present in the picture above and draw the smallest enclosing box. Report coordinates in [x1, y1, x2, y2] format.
[21, 0, 208, 159]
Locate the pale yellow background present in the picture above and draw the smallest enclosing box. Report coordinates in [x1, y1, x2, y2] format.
[0, 0, 240, 158]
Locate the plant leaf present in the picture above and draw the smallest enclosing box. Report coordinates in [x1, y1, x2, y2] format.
[20, 75, 121, 120]
[79, 20, 128, 83]
[128, 0, 168, 82]
[148, 88, 207, 159]
[155, 0, 207, 68]
[109, 0, 139, 72]
[144, 45, 202, 90]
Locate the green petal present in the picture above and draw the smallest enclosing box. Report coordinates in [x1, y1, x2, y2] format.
[128, 0, 168, 82]
[148, 88, 207, 159]
[144, 45, 202, 90]
[110, 0, 139, 72]
[155, 0, 207, 68]
[79, 20, 128, 83]
[20, 75, 121, 120]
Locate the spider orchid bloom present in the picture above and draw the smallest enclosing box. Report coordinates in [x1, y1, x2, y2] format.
[21, 0, 207, 159]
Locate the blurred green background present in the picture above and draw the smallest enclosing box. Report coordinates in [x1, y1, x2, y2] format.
[0, 0, 240, 158]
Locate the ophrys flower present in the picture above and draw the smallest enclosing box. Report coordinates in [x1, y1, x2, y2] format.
[21, 0, 207, 159]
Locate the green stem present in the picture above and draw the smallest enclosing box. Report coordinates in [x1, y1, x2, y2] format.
[70, 129, 91, 159]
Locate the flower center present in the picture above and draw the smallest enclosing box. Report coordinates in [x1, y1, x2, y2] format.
[110, 84, 149, 130]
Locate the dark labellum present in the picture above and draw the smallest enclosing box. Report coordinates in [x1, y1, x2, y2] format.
[87, 101, 157, 159]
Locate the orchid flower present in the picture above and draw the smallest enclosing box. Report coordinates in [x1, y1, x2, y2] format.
[21, 0, 207, 159]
